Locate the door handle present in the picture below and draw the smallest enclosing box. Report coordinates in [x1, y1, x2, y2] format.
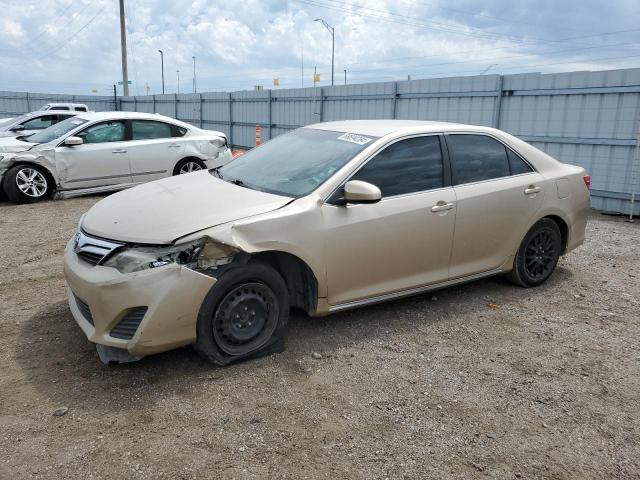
[431, 201, 455, 213]
[168, 143, 181, 148]
[524, 185, 541, 195]
[112, 149, 127, 154]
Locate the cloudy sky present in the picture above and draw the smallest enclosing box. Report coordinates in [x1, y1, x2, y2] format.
[1, 0, 639, 95]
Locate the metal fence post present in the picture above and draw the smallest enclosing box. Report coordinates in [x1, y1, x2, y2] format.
[493, 75, 504, 129]
[199, 93, 203, 128]
[133, 95, 137, 113]
[392, 81, 398, 119]
[267, 90, 272, 141]
[319, 87, 324, 122]
[26, 92, 31, 112]
[228, 93, 233, 147]
[152, 95, 156, 113]
[174, 94, 178, 120]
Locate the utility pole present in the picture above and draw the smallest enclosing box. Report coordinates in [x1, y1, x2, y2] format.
[315, 18, 334, 86]
[192, 56, 196, 93]
[158, 50, 165, 94]
[118, 0, 129, 96]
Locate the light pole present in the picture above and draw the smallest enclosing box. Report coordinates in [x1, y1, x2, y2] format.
[118, 0, 129, 96]
[315, 18, 334, 86]
[192, 56, 196, 93]
[344, 69, 346, 85]
[158, 50, 165, 94]
[176, 70, 180, 94]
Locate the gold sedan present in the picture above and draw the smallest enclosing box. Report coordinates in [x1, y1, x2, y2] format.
[64, 120, 590, 364]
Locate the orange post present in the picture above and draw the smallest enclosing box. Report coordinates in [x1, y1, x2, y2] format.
[255, 125, 261, 146]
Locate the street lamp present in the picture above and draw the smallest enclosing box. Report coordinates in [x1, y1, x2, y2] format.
[158, 49, 165, 94]
[192, 56, 196, 93]
[176, 69, 180, 94]
[315, 18, 334, 86]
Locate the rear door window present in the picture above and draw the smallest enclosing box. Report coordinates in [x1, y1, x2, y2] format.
[507, 148, 533, 175]
[350, 135, 444, 197]
[131, 120, 174, 140]
[447, 134, 511, 184]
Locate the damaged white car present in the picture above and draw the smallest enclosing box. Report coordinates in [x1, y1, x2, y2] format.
[0, 111, 232, 203]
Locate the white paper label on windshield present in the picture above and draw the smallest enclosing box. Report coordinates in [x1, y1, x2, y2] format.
[337, 133, 372, 145]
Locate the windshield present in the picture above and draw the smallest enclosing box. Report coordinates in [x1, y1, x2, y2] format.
[27, 116, 88, 144]
[219, 128, 377, 197]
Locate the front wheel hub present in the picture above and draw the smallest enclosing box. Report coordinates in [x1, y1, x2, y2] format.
[213, 282, 279, 356]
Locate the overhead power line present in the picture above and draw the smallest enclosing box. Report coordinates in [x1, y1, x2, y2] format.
[36, 1, 110, 59]
[294, 0, 640, 48]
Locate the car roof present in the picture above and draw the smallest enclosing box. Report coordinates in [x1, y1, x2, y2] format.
[44, 103, 87, 107]
[74, 111, 192, 126]
[306, 119, 495, 137]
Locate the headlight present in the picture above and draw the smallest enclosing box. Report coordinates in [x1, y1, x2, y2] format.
[102, 238, 236, 274]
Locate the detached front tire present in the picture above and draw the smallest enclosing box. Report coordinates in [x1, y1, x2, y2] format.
[194, 261, 289, 366]
[2, 165, 51, 203]
[508, 218, 562, 287]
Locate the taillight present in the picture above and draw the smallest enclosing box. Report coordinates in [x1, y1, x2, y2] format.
[583, 174, 591, 190]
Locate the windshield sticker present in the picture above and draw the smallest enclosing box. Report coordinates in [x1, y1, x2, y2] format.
[337, 133, 372, 145]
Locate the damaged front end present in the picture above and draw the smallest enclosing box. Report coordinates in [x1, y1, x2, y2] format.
[101, 237, 241, 276]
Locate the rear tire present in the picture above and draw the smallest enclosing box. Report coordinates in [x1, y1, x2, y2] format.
[2, 164, 51, 204]
[173, 158, 206, 175]
[508, 218, 562, 287]
[194, 262, 289, 366]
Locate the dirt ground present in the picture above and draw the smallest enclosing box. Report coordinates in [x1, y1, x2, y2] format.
[0, 196, 639, 480]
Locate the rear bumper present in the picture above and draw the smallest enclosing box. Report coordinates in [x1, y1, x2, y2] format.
[205, 147, 233, 168]
[64, 238, 215, 356]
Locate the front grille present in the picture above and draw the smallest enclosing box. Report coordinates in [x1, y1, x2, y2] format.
[110, 307, 147, 340]
[73, 293, 94, 325]
[74, 230, 124, 266]
[77, 251, 104, 266]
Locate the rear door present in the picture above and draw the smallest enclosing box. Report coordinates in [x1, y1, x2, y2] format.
[127, 120, 185, 182]
[445, 133, 544, 278]
[322, 134, 457, 306]
[55, 120, 132, 189]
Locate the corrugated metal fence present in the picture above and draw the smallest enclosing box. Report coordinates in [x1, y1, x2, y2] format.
[1, 68, 639, 214]
[0, 91, 115, 117]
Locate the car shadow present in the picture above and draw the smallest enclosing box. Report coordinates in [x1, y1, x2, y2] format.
[14, 265, 573, 415]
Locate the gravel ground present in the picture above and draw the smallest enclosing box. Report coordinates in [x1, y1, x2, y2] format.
[0, 196, 639, 479]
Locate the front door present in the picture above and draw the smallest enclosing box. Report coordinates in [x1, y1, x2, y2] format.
[322, 135, 457, 306]
[55, 120, 132, 190]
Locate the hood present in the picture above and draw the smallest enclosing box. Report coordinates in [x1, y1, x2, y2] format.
[81, 170, 293, 244]
[0, 136, 37, 153]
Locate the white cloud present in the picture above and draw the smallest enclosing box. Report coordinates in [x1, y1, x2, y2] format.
[0, 0, 638, 94]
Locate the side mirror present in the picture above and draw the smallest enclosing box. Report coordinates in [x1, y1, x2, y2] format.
[343, 180, 382, 204]
[64, 136, 83, 146]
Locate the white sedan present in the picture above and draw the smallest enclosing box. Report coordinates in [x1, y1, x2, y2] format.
[0, 111, 78, 138]
[0, 111, 232, 203]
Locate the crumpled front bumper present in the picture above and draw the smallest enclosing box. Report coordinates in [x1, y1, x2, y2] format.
[63, 239, 215, 356]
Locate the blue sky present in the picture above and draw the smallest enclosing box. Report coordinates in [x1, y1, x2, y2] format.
[0, 0, 639, 95]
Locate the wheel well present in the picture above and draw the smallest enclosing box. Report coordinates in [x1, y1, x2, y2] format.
[544, 215, 568, 254]
[251, 251, 318, 315]
[4, 162, 57, 197]
[173, 156, 206, 175]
